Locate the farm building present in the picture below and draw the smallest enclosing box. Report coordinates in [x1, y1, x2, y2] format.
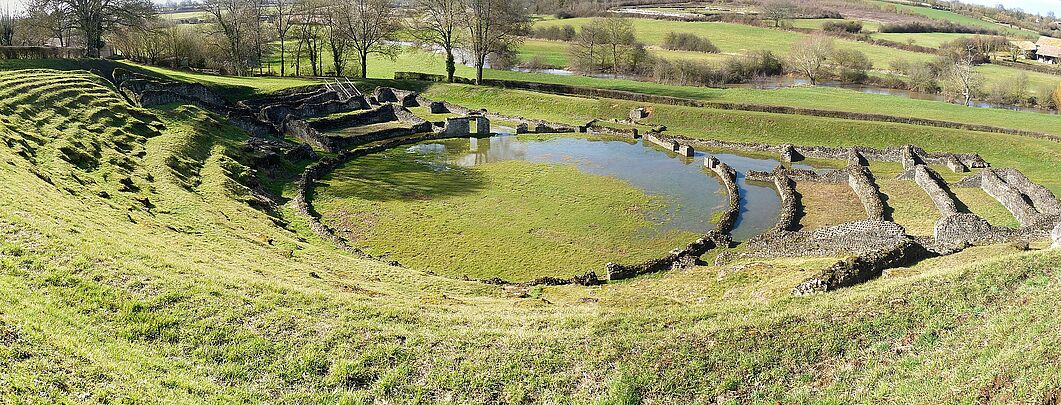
[1013, 41, 1037, 59]
[1034, 36, 1061, 64]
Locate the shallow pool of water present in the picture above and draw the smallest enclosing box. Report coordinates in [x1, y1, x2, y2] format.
[403, 132, 822, 240]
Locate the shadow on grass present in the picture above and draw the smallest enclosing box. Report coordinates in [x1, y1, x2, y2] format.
[317, 151, 488, 203]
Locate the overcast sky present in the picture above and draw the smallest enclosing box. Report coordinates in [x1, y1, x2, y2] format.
[1, 0, 1059, 18]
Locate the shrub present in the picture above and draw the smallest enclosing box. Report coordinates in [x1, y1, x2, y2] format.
[821, 20, 863, 33]
[531, 25, 577, 41]
[661, 32, 719, 53]
[879, 21, 997, 35]
[830, 48, 871, 83]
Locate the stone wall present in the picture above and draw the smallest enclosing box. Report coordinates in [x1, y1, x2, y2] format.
[913, 165, 960, 217]
[979, 169, 1042, 227]
[706, 157, 739, 237]
[1053, 222, 1061, 249]
[119, 78, 228, 109]
[997, 169, 1061, 216]
[933, 213, 1017, 246]
[309, 104, 400, 131]
[792, 238, 936, 295]
[846, 165, 886, 220]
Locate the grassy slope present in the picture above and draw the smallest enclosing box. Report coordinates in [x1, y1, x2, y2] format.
[314, 152, 696, 281]
[863, 0, 1038, 39]
[533, 18, 936, 66]
[0, 69, 1058, 402]
[869, 32, 976, 48]
[415, 84, 1061, 193]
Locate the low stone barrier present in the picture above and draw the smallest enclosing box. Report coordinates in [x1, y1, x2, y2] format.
[912, 165, 960, 217]
[677, 138, 988, 170]
[706, 157, 739, 236]
[996, 169, 1061, 216]
[792, 238, 937, 295]
[119, 78, 229, 109]
[773, 169, 801, 232]
[847, 165, 886, 220]
[606, 232, 720, 280]
[979, 169, 1042, 227]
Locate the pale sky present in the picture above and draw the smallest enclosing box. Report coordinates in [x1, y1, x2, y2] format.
[0, 0, 1058, 18]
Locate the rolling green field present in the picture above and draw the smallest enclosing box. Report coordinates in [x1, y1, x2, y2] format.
[314, 150, 697, 281]
[533, 18, 936, 66]
[869, 32, 977, 48]
[863, 0, 1038, 39]
[0, 60, 1059, 402]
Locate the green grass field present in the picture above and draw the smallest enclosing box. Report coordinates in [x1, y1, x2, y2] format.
[533, 18, 936, 66]
[0, 61, 1059, 402]
[869, 32, 977, 48]
[863, 0, 1038, 39]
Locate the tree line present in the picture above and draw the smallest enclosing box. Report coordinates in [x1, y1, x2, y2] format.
[3, 0, 529, 84]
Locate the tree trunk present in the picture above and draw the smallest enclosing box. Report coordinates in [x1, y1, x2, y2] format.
[280, 41, 285, 76]
[361, 52, 367, 79]
[445, 47, 455, 82]
[476, 54, 485, 85]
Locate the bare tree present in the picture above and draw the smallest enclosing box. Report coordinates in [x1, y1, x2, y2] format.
[270, 0, 294, 76]
[786, 34, 833, 85]
[412, 0, 461, 82]
[462, 0, 528, 84]
[24, 0, 72, 47]
[339, 0, 399, 79]
[325, 9, 348, 76]
[942, 55, 982, 106]
[64, 0, 154, 57]
[204, 0, 256, 75]
[761, 0, 794, 28]
[0, 7, 15, 46]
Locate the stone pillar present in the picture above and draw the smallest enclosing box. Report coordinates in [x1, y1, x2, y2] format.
[705, 156, 720, 169]
[516, 123, 529, 134]
[678, 144, 694, 157]
[944, 155, 968, 173]
[469, 137, 478, 152]
[900, 144, 920, 170]
[444, 118, 469, 135]
[780, 144, 802, 163]
[474, 117, 490, 135]
[1052, 222, 1061, 249]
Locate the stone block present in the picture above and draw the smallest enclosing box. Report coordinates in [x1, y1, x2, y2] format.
[629, 107, 648, 121]
[705, 156, 720, 169]
[1053, 222, 1061, 249]
[678, 144, 694, 157]
[428, 101, 448, 114]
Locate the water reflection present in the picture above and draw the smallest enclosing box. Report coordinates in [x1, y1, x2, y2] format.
[404, 132, 823, 240]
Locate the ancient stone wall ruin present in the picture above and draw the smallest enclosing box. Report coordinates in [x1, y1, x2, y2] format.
[792, 238, 937, 295]
[846, 165, 886, 220]
[912, 165, 960, 217]
[705, 157, 739, 238]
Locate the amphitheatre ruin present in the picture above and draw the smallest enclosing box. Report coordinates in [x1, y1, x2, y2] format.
[110, 67, 1061, 294]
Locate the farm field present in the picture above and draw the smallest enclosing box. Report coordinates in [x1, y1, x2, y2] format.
[532, 17, 936, 65]
[862, 0, 1038, 38]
